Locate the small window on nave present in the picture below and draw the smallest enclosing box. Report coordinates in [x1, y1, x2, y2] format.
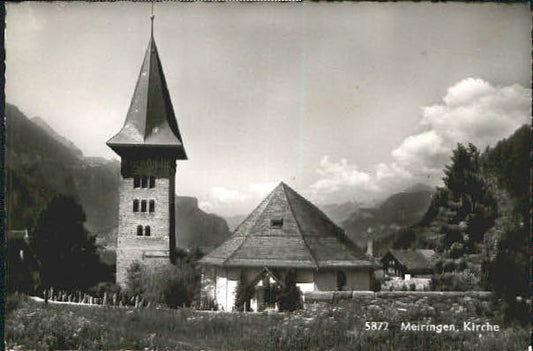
[149, 200, 155, 213]
[149, 176, 156, 188]
[136, 225, 143, 236]
[144, 226, 151, 237]
[133, 199, 139, 212]
[134, 176, 141, 188]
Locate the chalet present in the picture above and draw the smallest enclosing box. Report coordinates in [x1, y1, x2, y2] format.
[381, 249, 437, 279]
[200, 182, 375, 311]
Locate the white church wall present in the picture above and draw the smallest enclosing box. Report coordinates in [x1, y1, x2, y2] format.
[214, 268, 239, 311]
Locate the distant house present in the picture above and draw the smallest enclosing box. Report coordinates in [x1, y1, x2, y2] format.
[200, 182, 375, 311]
[381, 249, 437, 279]
[6, 229, 40, 292]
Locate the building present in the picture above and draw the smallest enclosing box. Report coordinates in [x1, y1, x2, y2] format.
[381, 249, 437, 279]
[107, 18, 187, 286]
[200, 182, 375, 311]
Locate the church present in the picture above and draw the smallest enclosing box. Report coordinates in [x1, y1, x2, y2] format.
[106, 16, 375, 301]
[200, 182, 376, 311]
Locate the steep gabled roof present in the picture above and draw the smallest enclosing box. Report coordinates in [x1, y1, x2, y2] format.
[201, 182, 372, 269]
[382, 249, 437, 274]
[107, 27, 186, 159]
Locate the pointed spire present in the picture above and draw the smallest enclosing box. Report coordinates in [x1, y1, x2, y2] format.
[107, 10, 187, 160]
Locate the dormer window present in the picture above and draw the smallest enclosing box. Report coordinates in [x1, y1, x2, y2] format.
[270, 218, 284, 228]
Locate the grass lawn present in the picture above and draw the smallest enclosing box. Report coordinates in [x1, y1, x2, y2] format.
[5, 297, 529, 350]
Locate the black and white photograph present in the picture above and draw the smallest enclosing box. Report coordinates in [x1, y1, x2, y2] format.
[3, 1, 531, 350]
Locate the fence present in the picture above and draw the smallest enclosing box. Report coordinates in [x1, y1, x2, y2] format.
[41, 287, 153, 308]
[39, 287, 217, 310]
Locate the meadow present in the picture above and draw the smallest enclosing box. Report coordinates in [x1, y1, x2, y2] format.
[5, 295, 529, 351]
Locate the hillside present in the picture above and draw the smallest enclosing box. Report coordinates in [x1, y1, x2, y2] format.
[341, 183, 434, 252]
[320, 201, 363, 226]
[6, 104, 120, 232]
[6, 103, 230, 254]
[389, 125, 529, 321]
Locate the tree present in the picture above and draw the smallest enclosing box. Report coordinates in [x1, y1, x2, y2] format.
[31, 195, 108, 290]
[234, 272, 255, 312]
[277, 269, 303, 312]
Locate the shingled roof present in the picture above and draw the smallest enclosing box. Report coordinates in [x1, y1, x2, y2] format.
[200, 182, 373, 269]
[107, 24, 186, 159]
[382, 249, 437, 274]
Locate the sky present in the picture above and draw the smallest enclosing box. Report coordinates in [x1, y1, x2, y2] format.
[5, 1, 531, 216]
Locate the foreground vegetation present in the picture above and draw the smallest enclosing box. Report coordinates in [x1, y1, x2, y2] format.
[6, 296, 529, 351]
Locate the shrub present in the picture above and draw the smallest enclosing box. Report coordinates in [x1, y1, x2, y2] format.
[277, 270, 302, 312]
[409, 282, 416, 291]
[89, 281, 121, 298]
[126, 261, 145, 295]
[234, 274, 255, 312]
[5, 293, 27, 315]
[442, 259, 455, 272]
[125, 260, 200, 308]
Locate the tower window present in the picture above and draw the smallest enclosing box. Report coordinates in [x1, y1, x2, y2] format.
[149, 176, 156, 188]
[149, 200, 155, 213]
[141, 176, 148, 188]
[270, 218, 284, 228]
[137, 225, 143, 236]
[141, 200, 147, 212]
[144, 226, 151, 237]
[134, 176, 140, 188]
[133, 199, 139, 212]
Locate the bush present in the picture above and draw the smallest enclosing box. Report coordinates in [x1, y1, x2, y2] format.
[442, 259, 455, 273]
[234, 274, 255, 312]
[277, 270, 302, 312]
[89, 281, 121, 298]
[431, 272, 480, 291]
[125, 260, 200, 308]
[409, 283, 416, 291]
[6, 293, 27, 315]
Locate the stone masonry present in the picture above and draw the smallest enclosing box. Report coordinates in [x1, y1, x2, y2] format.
[116, 158, 176, 286]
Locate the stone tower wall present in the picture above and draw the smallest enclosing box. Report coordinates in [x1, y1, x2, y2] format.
[116, 157, 176, 287]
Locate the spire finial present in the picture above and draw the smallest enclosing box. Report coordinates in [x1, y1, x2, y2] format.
[150, 1, 155, 37]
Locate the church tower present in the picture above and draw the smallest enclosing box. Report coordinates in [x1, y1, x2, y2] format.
[107, 17, 187, 286]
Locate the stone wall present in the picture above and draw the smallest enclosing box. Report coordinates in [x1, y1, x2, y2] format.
[304, 290, 493, 308]
[116, 158, 176, 286]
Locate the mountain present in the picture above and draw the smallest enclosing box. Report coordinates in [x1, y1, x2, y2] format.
[225, 214, 248, 232]
[6, 103, 120, 232]
[176, 196, 231, 252]
[341, 183, 435, 252]
[320, 201, 362, 226]
[31, 117, 84, 158]
[6, 103, 230, 256]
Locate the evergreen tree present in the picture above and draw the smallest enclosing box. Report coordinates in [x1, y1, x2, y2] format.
[277, 269, 303, 312]
[31, 195, 108, 290]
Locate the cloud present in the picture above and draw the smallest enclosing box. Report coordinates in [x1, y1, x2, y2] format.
[247, 181, 279, 197]
[210, 186, 250, 204]
[309, 156, 379, 203]
[391, 78, 530, 180]
[309, 78, 530, 203]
